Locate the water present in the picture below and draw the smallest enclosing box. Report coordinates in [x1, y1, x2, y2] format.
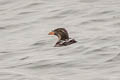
[0, 0, 120, 80]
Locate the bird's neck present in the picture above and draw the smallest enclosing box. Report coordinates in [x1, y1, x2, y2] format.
[56, 34, 69, 41]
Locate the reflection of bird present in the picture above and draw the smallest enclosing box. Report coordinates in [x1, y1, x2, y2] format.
[48, 28, 77, 47]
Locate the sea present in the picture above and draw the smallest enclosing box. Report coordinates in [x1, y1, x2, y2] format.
[0, 0, 120, 80]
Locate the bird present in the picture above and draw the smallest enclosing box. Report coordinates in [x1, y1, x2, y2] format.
[48, 28, 77, 47]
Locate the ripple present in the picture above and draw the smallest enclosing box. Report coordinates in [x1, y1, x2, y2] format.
[58, 9, 78, 15]
[0, 51, 9, 53]
[32, 40, 47, 46]
[19, 56, 29, 60]
[0, 27, 6, 30]
[106, 53, 120, 63]
[18, 11, 36, 15]
[28, 62, 67, 69]
[81, 18, 109, 25]
[23, 2, 45, 9]
[42, 15, 66, 19]
[79, 0, 99, 3]
[96, 10, 114, 15]
[0, 0, 13, 5]
[0, 70, 40, 80]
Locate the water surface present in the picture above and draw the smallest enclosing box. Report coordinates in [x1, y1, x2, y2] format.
[0, 0, 120, 80]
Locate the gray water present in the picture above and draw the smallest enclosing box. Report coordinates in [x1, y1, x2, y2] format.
[1, 0, 120, 80]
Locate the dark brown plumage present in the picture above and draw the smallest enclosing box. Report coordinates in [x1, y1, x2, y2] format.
[48, 28, 76, 47]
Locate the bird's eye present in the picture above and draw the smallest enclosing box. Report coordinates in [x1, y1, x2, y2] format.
[54, 32, 57, 35]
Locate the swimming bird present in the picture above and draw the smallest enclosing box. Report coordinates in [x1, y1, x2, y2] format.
[48, 28, 76, 47]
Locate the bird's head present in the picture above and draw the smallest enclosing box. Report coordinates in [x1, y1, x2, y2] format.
[48, 28, 69, 41]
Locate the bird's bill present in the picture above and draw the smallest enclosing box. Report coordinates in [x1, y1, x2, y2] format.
[48, 31, 55, 35]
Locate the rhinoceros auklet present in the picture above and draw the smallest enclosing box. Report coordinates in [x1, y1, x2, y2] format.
[48, 28, 77, 47]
